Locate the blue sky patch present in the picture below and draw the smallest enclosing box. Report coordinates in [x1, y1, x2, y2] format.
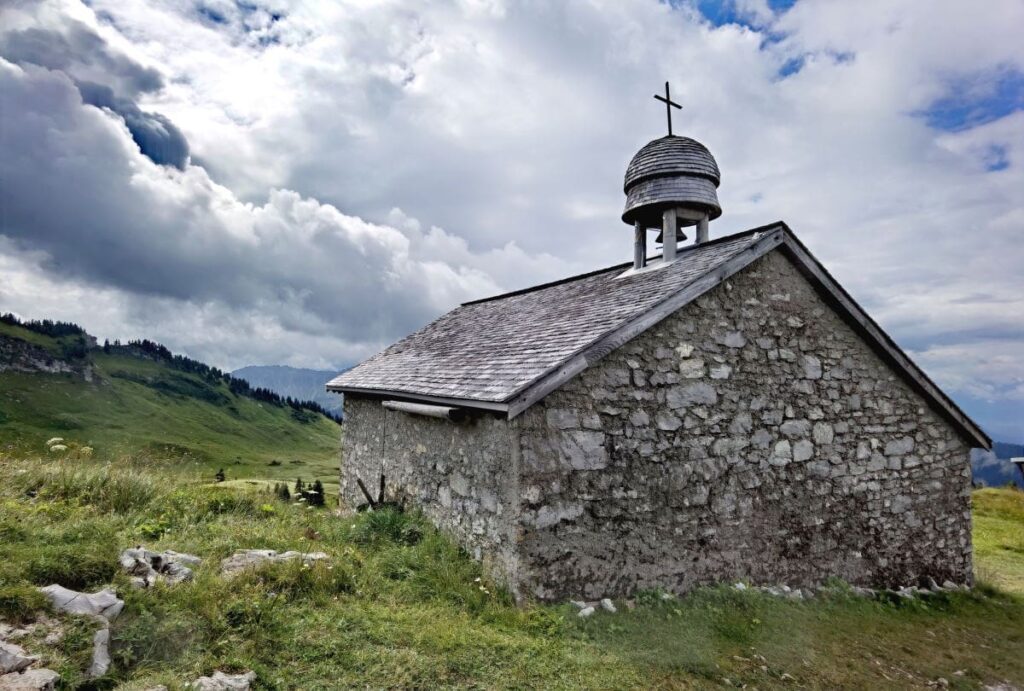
[983, 144, 1010, 172]
[918, 68, 1024, 132]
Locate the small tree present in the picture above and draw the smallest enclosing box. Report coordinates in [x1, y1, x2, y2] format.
[309, 479, 325, 507]
[215, 468, 226, 483]
[277, 483, 291, 501]
[295, 478, 305, 495]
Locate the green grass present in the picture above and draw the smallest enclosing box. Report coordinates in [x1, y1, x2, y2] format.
[974, 488, 1024, 594]
[1, 456, 1023, 690]
[0, 329, 340, 484]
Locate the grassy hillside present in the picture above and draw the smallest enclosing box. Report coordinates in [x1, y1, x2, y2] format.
[0, 322, 340, 484]
[974, 488, 1024, 593]
[0, 457, 1022, 689]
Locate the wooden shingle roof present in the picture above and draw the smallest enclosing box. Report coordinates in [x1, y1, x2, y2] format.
[327, 222, 990, 448]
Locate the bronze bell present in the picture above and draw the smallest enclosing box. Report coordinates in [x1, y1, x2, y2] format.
[654, 224, 688, 245]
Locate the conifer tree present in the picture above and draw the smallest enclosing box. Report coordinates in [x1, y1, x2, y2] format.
[295, 478, 305, 496]
[310, 479, 325, 507]
[215, 468, 226, 483]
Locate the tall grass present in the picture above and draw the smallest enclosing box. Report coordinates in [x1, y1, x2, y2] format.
[1, 456, 1023, 689]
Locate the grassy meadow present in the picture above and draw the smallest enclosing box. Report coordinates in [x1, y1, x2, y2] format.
[0, 453, 1022, 690]
[0, 322, 340, 485]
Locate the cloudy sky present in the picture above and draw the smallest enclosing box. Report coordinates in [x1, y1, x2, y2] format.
[0, 0, 1021, 442]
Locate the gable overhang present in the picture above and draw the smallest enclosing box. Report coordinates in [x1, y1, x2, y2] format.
[324, 384, 510, 415]
[329, 222, 990, 450]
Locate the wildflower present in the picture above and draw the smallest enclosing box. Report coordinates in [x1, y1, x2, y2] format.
[48, 444, 68, 453]
[45, 437, 64, 447]
[79, 447, 94, 457]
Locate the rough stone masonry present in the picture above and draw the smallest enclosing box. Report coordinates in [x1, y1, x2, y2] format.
[340, 250, 973, 601]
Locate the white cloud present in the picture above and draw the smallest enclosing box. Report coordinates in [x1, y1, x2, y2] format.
[0, 0, 1022, 440]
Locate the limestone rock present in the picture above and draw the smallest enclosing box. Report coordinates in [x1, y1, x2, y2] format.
[812, 422, 834, 445]
[220, 550, 328, 576]
[884, 437, 915, 456]
[0, 642, 37, 675]
[655, 411, 682, 432]
[190, 670, 257, 690]
[802, 355, 822, 379]
[599, 598, 617, 613]
[0, 668, 60, 690]
[577, 606, 595, 618]
[86, 628, 110, 679]
[793, 440, 814, 463]
[37, 585, 123, 621]
[120, 547, 202, 588]
[709, 364, 732, 380]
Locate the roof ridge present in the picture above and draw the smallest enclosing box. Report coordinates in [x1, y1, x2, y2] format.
[461, 221, 787, 307]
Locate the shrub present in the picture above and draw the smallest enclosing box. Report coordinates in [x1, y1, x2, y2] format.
[351, 508, 425, 546]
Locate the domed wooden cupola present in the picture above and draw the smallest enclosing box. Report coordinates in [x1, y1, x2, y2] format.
[623, 83, 722, 269]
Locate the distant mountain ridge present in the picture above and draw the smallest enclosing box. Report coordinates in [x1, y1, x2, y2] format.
[232, 365, 347, 416]
[0, 314, 340, 476]
[972, 441, 1024, 489]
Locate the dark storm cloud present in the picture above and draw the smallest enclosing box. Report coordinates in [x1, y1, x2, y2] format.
[76, 80, 190, 168]
[0, 60, 498, 351]
[0, 20, 163, 96]
[0, 20, 188, 168]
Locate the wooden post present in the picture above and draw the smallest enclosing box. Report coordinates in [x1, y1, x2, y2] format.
[696, 214, 709, 244]
[633, 220, 645, 269]
[662, 208, 677, 262]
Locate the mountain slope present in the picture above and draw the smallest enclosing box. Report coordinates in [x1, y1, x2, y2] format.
[0, 320, 340, 483]
[972, 442, 1024, 489]
[232, 364, 346, 416]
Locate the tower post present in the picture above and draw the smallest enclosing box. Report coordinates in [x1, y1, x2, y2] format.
[633, 220, 646, 269]
[662, 208, 677, 262]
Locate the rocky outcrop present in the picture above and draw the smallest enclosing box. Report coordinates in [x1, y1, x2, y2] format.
[220, 550, 327, 576]
[37, 585, 123, 679]
[0, 335, 91, 380]
[37, 586, 123, 621]
[190, 670, 257, 690]
[0, 668, 60, 690]
[120, 547, 201, 588]
[0, 642, 37, 675]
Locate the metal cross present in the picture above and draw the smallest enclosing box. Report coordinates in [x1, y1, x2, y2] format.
[654, 81, 682, 136]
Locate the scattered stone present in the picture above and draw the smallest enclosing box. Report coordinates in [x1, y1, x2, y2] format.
[0, 668, 60, 690]
[37, 585, 123, 621]
[733, 582, 747, 591]
[190, 670, 257, 690]
[599, 598, 617, 613]
[577, 606, 595, 619]
[120, 547, 202, 588]
[0, 642, 37, 675]
[86, 628, 110, 679]
[569, 600, 587, 610]
[220, 550, 328, 576]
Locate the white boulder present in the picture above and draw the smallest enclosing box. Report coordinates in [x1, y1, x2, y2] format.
[220, 550, 328, 576]
[0, 668, 60, 690]
[190, 670, 257, 690]
[0, 642, 37, 675]
[37, 585, 123, 622]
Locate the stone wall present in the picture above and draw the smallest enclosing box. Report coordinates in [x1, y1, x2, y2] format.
[515, 250, 972, 601]
[340, 397, 520, 586]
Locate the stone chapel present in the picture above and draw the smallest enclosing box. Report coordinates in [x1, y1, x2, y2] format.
[327, 94, 991, 601]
